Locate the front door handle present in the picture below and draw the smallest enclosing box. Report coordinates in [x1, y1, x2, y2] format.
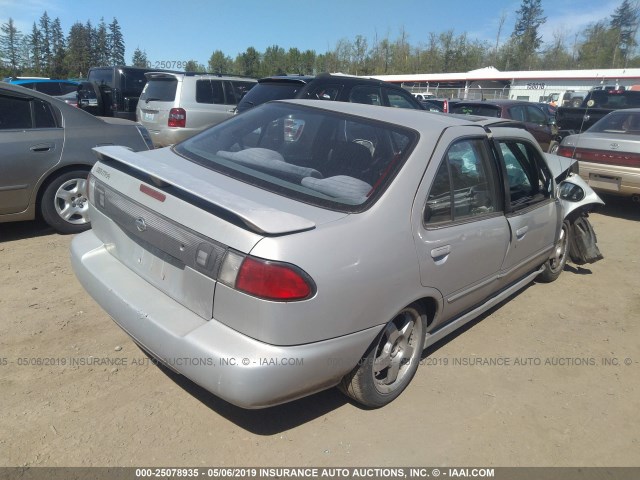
[30, 143, 54, 152]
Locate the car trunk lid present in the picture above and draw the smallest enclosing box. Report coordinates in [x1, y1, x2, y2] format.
[87, 146, 340, 320]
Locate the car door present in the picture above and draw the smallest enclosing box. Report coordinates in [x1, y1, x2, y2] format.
[0, 90, 63, 215]
[492, 130, 560, 285]
[412, 129, 510, 323]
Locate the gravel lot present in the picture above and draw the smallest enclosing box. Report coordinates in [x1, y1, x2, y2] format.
[1, 194, 639, 467]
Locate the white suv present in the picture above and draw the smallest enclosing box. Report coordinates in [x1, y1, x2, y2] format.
[136, 72, 256, 147]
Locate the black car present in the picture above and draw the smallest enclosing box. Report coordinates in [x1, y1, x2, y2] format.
[235, 73, 425, 113]
[78, 66, 180, 120]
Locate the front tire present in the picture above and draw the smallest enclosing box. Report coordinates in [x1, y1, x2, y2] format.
[40, 170, 91, 234]
[340, 303, 427, 408]
[538, 220, 571, 283]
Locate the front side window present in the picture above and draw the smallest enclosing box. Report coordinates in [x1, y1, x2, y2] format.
[498, 140, 553, 211]
[525, 105, 547, 124]
[174, 103, 417, 212]
[425, 138, 500, 225]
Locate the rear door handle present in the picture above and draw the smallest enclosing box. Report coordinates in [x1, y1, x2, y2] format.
[30, 143, 54, 152]
[516, 226, 529, 239]
[431, 245, 451, 258]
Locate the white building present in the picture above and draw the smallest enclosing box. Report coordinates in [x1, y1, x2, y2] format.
[373, 67, 640, 102]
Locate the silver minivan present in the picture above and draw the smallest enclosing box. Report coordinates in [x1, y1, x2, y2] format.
[136, 72, 256, 147]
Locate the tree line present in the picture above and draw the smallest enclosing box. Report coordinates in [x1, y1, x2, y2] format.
[1, 0, 639, 81]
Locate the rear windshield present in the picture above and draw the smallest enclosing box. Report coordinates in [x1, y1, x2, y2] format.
[450, 104, 501, 117]
[585, 90, 640, 108]
[588, 110, 640, 134]
[174, 102, 417, 212]
[236, 82, 305, 112]
[140, 78, 178, 102]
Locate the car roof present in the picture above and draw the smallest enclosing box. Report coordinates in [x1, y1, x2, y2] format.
[278, 99, 518, 132]
[7, 78, 79, 85]
[256, 73, 408, 89]
[145, 71, 256, 82]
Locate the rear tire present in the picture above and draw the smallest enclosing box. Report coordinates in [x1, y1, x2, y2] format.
[548, 141, 559, 154]
[340, 303, 427, 408]
[538, 220, 570, 283]
[40, 170, 91, 234]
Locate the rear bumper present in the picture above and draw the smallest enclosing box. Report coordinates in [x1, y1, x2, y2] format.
[70, 230, 378, 408]
[579, 161, 640, 196]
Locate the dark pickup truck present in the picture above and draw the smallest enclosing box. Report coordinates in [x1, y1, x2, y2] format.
[555, 88, 640, 147]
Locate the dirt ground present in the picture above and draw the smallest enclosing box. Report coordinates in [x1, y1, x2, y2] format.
[1, 194, 639, 468]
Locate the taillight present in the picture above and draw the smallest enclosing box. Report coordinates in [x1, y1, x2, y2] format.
[219, 251, 314, 301]
[556, 146, 575, 158]
[168, 108, 186, 128]
[560, 146, 640, 168]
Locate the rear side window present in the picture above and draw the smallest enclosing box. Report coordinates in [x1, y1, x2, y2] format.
[89, 69, 113, 87]
[141, 78, 177, 102]
[226, 81, 256, 104]
[0, 96, 56, 129]
[196, 79, 225, 104]
[33, 99, 57, 128]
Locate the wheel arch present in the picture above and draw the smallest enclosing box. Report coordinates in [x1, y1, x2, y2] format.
[35, 163, 93, 214]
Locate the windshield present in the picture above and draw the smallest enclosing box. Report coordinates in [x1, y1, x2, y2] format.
[174, 103, 417, 212]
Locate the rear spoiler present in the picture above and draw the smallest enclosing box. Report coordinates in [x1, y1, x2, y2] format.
[92, 146, 316, 235]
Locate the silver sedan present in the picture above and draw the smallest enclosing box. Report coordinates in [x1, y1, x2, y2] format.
[558, 108, 640, 201]
[71, 100, 603, 408]
[0, 82, 153, 234]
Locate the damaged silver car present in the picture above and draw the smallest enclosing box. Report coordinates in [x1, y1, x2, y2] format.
[71, 101, 603, 408]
